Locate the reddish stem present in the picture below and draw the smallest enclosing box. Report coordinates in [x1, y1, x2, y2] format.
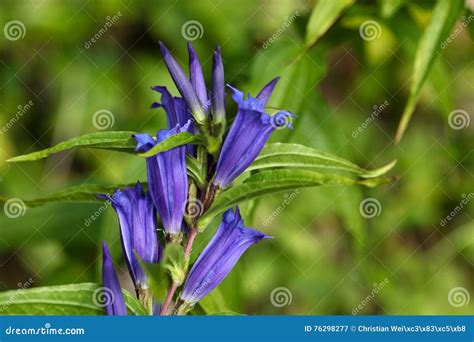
[160, 282, 179, 316]
[184, 228, 198, 260]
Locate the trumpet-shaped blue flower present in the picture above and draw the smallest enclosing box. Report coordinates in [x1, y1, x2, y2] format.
[101, 241, 127, 316]
[181, 208, 269, 305]
[151, 86, 193, 128]
[134, 123, 189, 238]
[213, 79, 295, 188]
[98, 182, 160, 290]
[159, 42, 206, 124]
[211, 46, 225, 124]
[188, 43, 208, 112]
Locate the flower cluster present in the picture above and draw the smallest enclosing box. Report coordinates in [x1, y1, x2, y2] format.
[99, 42, 293, 315]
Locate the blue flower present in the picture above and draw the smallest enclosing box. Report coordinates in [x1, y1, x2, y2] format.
[98, 182, 160, 290]
[134, 123, 189, 239]
[151, 86, 193, 128]
[101, 241, 127, 316]
[150, 86, 196, 154]
[211, 46, 225, 125]
[159, 42, 206, 125]
[188, 43, 208, 112]
[213, 80, 294, 188]
[181, 208, 270, 305]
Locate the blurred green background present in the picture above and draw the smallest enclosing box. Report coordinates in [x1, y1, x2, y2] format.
[0, 0, 472, 315]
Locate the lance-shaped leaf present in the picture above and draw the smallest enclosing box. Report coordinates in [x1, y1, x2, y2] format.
[305, 0, 355, 48]
[197, 169, 391, 229]
[7, 131, 137, 162]
[0, 283, 147, 315]
[247, 143, 396, 178]
[137, 132, 203, 158]
[0, 183, 142, 207]
[395, 0, 464, 142]
[2, 155, 208, 208]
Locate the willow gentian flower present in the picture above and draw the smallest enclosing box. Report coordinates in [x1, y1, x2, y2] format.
[159, 41, 206, 125]
[134, 123, 189, 239]
[213, 80, 295, 188]
[101, 241, 127, 316]
[211, 46, 225, 125]
[98, 182, 160, 291]
[188, 43, 208, 112]
[151, 86, 192, 128]
[180, 207, 269, 305]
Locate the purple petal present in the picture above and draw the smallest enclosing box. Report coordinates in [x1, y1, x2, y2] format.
[213, 85, 294, 188]
[100, 183, 159, 289]
[181, 208, 269, 304]
[134, 125, 189, 237]
[102, 241, 127, 316]
[188, 43, 208, 112]
[133, 133, 156, 152]
[211, 46, 225, 122]
[159, 42, 206, 123]
[256, 77, 280, 107]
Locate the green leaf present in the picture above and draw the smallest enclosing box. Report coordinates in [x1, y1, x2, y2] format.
[7, 131, 137, 162]
[305, 0, 355, 48]
[395, 0, 464, 142]
[0, 183, 141, 207]
[186, 155, 207, 188]
[0, 283, 146, 315]
[248, 143, 396, 178]
[161, 242, 187, 285]
[195, 288, 231, 315]
[197, 169, 390, 229]
[138, 132, 203, 157]
[135, 255, 169, 307]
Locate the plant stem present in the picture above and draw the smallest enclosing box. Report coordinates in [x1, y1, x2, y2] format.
[138, 287, 153, 315]
[160, 282, 179, 315]
[162, 228, 198, 316]
[184, 228, 198, 261]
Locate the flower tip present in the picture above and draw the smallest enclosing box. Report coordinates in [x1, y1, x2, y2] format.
[96, 193, 109, 201]
[133, 133, 156, 152]
[158, 41, 169, 56]
[213, 45, 222, 58]
[187, 42, 196, 55]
